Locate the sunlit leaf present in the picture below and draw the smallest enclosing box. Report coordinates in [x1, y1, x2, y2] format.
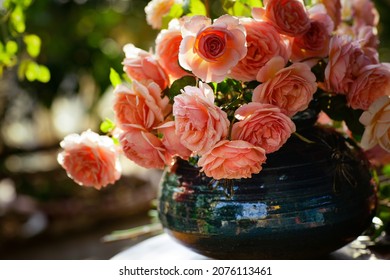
[161, 3, 183, 29]
[5, 40, 18, 55]
[100, 118, 116, 133]
[188, 0, 207, 16]
[25, 61, 40, 81]
[37, 65, 50, 83]
[165, 75, 196, 102]
[24, 34, 41, 58]
[109, 67, 122, 87]
[10, 5, 26, 33]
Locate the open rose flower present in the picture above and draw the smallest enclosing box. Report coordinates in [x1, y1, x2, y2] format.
[360, 95, 390, 152]
[253, 57, 317, 117]
[198, 140, 267, 180]
[252, 0, 310, 37]
[144, 0, 182, 29]
[324, 35, 376, 94]
[157, 121, 192, 160]
[155, 18, 189, 82]
[291, 5, 334, 62]
[113, 81, 171, 131]
[352, 0, 380, 28]
[178, 15, 247, 83]
[318, 0, 342, 29]
[347, 63, 390, 110]
[232, 103, 296, 153]
[57, 130, 121, 190]
[120, 126, 168, 169]
[173, 82, 230, 155]
[122, 43, 169, 90]
[229, 18, 290, 81]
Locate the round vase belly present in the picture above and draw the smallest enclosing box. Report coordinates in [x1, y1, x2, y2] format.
[158, 125, 377, 259]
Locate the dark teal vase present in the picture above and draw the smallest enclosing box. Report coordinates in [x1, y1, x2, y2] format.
[158, 120, 377, 259]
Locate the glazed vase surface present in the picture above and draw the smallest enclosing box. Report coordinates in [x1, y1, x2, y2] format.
[158, 122, 377, 259]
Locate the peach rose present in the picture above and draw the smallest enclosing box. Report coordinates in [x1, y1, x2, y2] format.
[291, 5, 334, 62]
[360, 95, 390, 152]
[57, 130, 121, 190]
[229, 18, 290, 81]
[144, 0, 182, 30]
[198, 140, 267, 180]
[155, 18, 189, 82]
[157, 121, 192, 160]
[324, 35, 375, 94]
[347, 63, 390, 110]
[173, 82, 230, 155]
[252, 0, 310, 37]
[122, 44, 169, 90]
[232, 103, 296, 153]
[253, 57, 317, 117]
[113, 81, 171, 131]
[178, 15, 247, 83]
[120, 126, 167, 169]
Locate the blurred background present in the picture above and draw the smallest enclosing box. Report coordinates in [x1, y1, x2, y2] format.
[0, 0, 390, 259]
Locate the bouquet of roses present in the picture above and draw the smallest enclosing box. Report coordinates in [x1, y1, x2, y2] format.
[58, 0, 390, 190]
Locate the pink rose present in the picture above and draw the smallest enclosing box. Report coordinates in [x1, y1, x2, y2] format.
[347, 64, 390, 110]
[252, 0, 310, 37]
[113, 81, 171, 131]
[144, 0, 181, 30]
[122, 43, 169, 90]
[318, 0, 341, 29]
[365, 145, 390, 167]
[173, 82, 230, 155]
[253, 57, 317, 117]
[324, 35, 376, 94]
[198, 140, 267, 180]
[157, 121, 192, 160]
[291, 5, 334, 62]
[57, 130, 121, 190]
[155, 18, 189, 82]
[178, 15, 247, 83]
[359, 95, 390, 152]
[229, 18, 290, 81]
[232, 103, 296, 153]
[352, 0, 380, 28]
[120, 126, 168, 169]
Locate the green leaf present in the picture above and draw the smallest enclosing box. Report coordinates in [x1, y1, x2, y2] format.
[161, 3, 184, 29]
[109, 68, 122, 87]
[383, 165, 390, 177]
[5, 41, 18, 55]
[223, 0, 262, 16]
[100, 118, 116, 133]
[37, 65, 50, 83]
[188, 0, 207, 16]
[25, 60, 40, 81]
[24, 34, 41, 58]
[10, 5, 26, 33]
[165, 75, 196, 102]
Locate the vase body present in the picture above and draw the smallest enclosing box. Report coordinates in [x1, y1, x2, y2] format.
[158, 123, 377, 259]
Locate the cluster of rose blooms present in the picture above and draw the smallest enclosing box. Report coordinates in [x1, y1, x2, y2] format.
[58, 0, 390, 190]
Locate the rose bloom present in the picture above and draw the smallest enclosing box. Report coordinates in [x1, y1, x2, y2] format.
[113, 81, 171, 131]
[324, 35, 376, 94]
[144, 0, 182, 29]
[178, 15, 247, 83]
[253, 57, 317, 117]
[173, 82, 230, 155]
[229, 18, 290, 81]
[291, 5, 334, 62]
[120, 125, 168, 169]
[232, 103, 296, 154]
[198, 140, 267, 180]
[365, 145, 390, 166]
[155, 18, 189, 82]
[57, 130, 121, 190]
[318, 0, 342, 29]
[252, 0, 310, 37]
[360, 95, 390, 153]
[347, 63, 390, 110]
[352, 0, 380, 28]
[157, 121, 192, 160]
[122, 43, 169, 90]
